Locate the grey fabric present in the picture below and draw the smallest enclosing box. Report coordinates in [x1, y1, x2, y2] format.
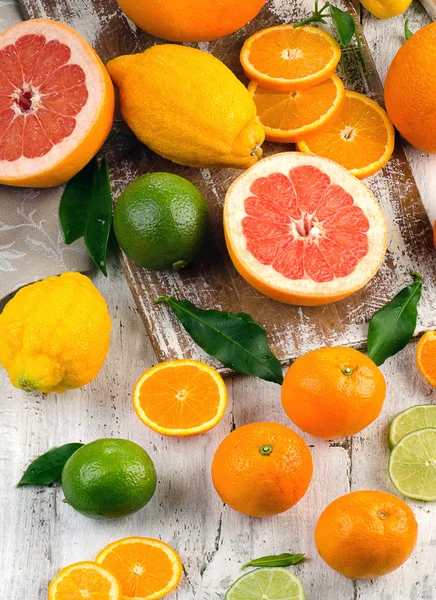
[0, 0, 92, 301]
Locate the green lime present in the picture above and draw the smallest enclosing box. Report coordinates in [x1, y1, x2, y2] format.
[225, 568, 305, 600]
[388, 428, 436, 501]
[61, 438, 157, 519]
[113, 173, 209, 271]
[389, 404, 436, 448]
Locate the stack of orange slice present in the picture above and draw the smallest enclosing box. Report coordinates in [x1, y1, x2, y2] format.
[241, 25, 395, 178]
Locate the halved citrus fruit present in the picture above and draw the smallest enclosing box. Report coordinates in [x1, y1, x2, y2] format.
[96, 537, 183, 600]
[248, 74, 345, 143]
[48, 561, 121, 600]
[297, 91, 395, 179]
[224, 152, 387, 306]
[240, 25, 341, 91]
[132, 359, 228, 436]
[416, 330, 436, 387]
[0, 19, 114, 188]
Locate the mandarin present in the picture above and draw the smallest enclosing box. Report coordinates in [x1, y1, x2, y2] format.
[385, 22, 436, 153]
[315, 491, 418, 579]
[211, 422, 313, 517]
[115, 0, 266, 42]
[281, 347, 386, 439]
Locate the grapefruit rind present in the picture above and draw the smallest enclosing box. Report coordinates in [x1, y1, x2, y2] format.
[224, 152, 387, 306]
[0, 19, 114, 187]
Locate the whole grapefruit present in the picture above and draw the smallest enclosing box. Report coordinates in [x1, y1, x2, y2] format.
[315, 491, 418, 579]
[385, 22, 436, 153]
[115, 0, 266, 42]
[211, 422, 313, 517]
[281, 346, 386, 439]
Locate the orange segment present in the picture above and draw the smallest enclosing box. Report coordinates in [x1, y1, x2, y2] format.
[249, 74, 345, 143]
[240, 25, 341, 91]
[416, 330, 436, 387]
[48, 562, 121, 600]
[132, 359, 228, 436]
[96, 537, 183, 600]
[297, 90, 395, 179]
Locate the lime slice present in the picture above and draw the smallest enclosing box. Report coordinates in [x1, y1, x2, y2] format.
[389, 405, 436, 448]
[225, 568, 305, 600]
[389, 428, 436, 501]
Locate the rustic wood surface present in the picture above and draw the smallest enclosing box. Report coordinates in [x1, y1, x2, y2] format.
[1, 1, 436, 599]
[17, 0, 436, 372]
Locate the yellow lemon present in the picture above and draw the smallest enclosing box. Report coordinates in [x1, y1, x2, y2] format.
[106, 44, 265, 169]
[0, 272, 111, 394]
[359, 0, 412, 19]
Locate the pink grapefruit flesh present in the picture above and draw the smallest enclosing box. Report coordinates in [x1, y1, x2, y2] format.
[0, 19, 114, 187]
[224, 153, 387, 306]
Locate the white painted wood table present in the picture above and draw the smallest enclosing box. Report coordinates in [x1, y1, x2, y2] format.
[1, 1, 436, 599]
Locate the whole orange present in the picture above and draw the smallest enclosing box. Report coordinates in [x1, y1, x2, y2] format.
[385, 22, 436, 153]
[211, 422, 313, 517]
[315, 490, 418, 579]
[281, 346, 386, 439]
[115, 0, 267, 42]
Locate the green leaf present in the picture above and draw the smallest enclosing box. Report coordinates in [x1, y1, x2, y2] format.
[17, 443, 84, 486]
[155, 297, 284, 385]
[404, 19, 413, 41]
[242, 553, 305, 570]
[329, 5, 355, 46]
[59, 159, 98, 245]
[84, 155, 113, 277]
[367, 272, 423, 366]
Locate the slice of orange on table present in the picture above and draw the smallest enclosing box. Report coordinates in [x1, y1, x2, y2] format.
[96, 537, 183, 600]
[48, 562, 121, 600]
[416, 330, 436, 387]
[248, 74, 345, 143]
[241, 24, 341, 91]
[297, 90, 395, 179]
[133, 359, 228, 436]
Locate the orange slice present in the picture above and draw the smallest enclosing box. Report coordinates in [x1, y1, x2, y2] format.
[132, 359, 228, 437]
[297, 91, 395, 179]
[224, 152, 387, 306]
[248, 74, 345, 143]
[96, 537, 183, 600]
[240, 25, 341, 91]
[48, 562, 121, 600]
[416, 331, 436, 387]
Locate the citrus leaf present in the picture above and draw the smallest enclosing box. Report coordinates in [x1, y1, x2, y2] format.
[84, 155, 113, 276]
[367, 272, 422, 366]
[59, 159, 98, 245]
[242, 553, 305, 570]
[404, 19, 413, 41]
[329, 5, 355, 46]
[17, 443, 84, 487]
[155, 297, 284, 384]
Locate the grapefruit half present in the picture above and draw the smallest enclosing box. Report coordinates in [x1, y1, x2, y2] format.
[224, 153, 387, 306]
[0, 19, 114, 188]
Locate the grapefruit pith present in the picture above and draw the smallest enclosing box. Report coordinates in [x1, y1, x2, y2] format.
[0, 19, 114, 188]
[224, 153, 387, 306]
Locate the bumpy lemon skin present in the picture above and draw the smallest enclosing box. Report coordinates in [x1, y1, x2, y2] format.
[0, 273, 111, 394]
[106, 45, 265, 169]
[359, 0, 412, 19]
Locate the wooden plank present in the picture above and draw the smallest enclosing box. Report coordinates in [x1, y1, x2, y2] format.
[18, 0, 436, 374]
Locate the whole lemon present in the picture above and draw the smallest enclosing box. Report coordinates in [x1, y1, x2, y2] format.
[0, 272, 111, 394]
[359, 0, 412, 19]
[115, 0, 266, 42]
[106, 45, 265, 169]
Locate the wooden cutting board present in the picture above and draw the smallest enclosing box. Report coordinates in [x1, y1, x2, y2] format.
[19, 0, 436, 373]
